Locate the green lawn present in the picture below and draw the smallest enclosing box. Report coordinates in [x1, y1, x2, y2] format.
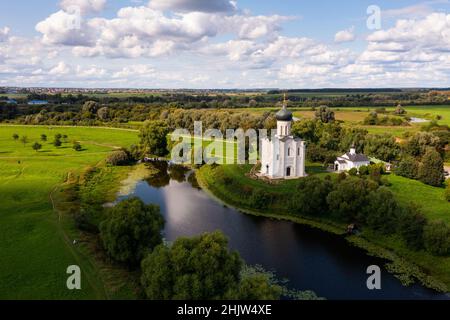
[0, 125, 138, 299]
[387, 175, 449, 222]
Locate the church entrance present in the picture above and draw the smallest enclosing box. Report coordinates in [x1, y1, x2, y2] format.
[286, 167, 291, 177]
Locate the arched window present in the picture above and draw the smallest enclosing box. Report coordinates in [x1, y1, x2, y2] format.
[288, 148, 291, 156]
[266, 165, 269, 174]
[297, 148, 300, 156]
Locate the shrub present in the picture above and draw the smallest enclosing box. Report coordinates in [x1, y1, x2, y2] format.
[348, 168, 358, 176]
[250, 190, 274, 210]
[358, 165, 369, 176]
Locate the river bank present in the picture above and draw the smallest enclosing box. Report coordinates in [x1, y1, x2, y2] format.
[195, 164, 450, 294]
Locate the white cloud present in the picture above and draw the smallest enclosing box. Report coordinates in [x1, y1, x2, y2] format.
[36, 10, 94, 46]
[149, 0, 236, 13]
[60, 0, 106, 15]
[0, 27, 10, 42]
[49, 61, 71, 75]
[112, 64, 156, 78]
[35, 5, 291, 59]
[334, 26, 355, 43]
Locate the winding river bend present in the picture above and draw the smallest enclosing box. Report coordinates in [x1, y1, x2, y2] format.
[119, 163, 449, 300]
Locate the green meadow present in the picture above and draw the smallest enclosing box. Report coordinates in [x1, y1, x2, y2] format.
[0, 125, 138, 299]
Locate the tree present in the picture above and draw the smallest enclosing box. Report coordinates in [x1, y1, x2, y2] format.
[53, 137, 62, 147]
[81, 101, 99, 119]
[141, 231, 242, 300]
[364, 134, 400, 162]
[290, 176, 333, 216]
[20, 135, 28, 146]
[233, 265, 283, 300]
[97, 107, 109, 121]
[364, 112, 379, 125]
[12, 133, 19, 141]
[40, 134, 47, 142]
[394, 104, 406, 115]
[395, 156, 419, 179]
[418, 148, 444, 187]
[73, 141, 82, 151]
[363, 187, 399, 234]
[32, 142, 42, 152]
[423, 220, 450, 256]
[106, 150, 130, 166]
[405, 132, 441, 158]
[315, 106, 335, 123]
[326, 177, 378, 222]
[140, 120, 170, 156]
[100, 197, 164, 266]
[397, 206, 427, 250]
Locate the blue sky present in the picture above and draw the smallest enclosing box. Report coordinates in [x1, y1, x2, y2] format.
[1, 0, 450, 88]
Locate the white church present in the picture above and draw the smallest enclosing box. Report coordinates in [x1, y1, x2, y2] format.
[334, 146, 370, 172]
[260, 98, 306, 179]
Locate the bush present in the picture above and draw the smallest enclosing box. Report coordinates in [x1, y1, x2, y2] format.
[100, 197, 164, 266]
[250, 190, 274, 210]
[358, 165, 369, 176]
[348, 168, 358, 176]
[423, 220, 450, 256]
[446, 183, 450, 202]
[106, 150, 130, 166]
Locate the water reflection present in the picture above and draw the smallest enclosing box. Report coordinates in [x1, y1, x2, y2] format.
[121, 162, 449, 300]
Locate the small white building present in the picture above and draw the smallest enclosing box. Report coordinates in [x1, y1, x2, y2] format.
[334, 147, 370, 172]
[260, 99, 306, 179]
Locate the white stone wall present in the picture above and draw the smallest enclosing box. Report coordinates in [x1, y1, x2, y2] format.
[277, 120, 292, 137]
[260, 136, 306, 179]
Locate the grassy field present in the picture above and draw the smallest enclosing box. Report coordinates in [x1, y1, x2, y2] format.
[387, 175, 449, 223]
[0, 125, 138, 299]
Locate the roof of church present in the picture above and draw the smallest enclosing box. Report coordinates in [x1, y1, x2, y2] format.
[343, 153, 370, 162]
[275, 94, 293, 121]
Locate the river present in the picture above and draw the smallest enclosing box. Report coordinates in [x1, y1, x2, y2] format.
[118, 163, 449, 300]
